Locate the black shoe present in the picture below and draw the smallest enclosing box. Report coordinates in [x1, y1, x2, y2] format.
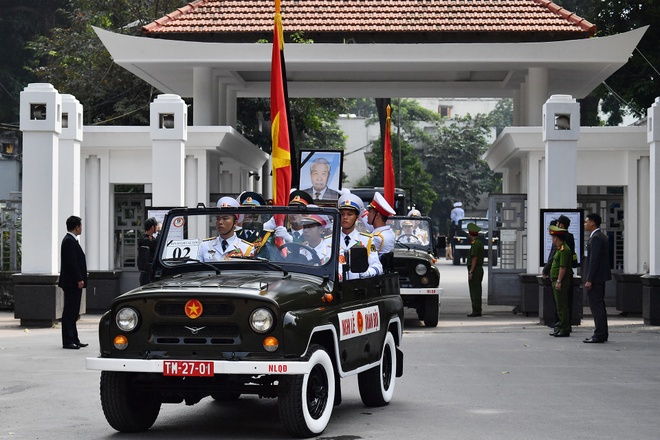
[63, 343, 80, 349]
[553, 332, 570, 337]
[77, 342, 89, 348]
[583, 337, 606, 344]
[467, 312, 482, 317]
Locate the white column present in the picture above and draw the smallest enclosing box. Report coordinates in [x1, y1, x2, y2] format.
[637, 156, 650, 273]
[185, 154, 198, 208]
[59, 95, 83, 227]
[526, 151, 543, 273]
[150, 94, 187, 207]
[19, 83, 62, 274]
[193, 67, 214, 125]
[527, 67, 549, 127]
[543, 95, 579, 209]
[647, 98, 660, 275]
[512, 90, 522, 127]
[226, 87, 238, 128]
[85, 155, 101, 270]
[217, 82, 228, 126]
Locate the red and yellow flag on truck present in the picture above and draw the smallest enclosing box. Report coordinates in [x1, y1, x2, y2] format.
[271, 0, 291, 208]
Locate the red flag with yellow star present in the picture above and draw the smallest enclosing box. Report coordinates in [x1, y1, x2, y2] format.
[271, 0, 291, 209]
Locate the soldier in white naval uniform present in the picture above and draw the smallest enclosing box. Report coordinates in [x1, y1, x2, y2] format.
[338, 192, 382, 280]
[198, 196, 254, 262]
[366, 191, 396, 256]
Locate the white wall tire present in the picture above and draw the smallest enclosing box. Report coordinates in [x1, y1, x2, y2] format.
[358, 331, 397, 406]
[279, 345, 336, 437]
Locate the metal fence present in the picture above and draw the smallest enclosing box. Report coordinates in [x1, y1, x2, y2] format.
[1, 198, 21, 272]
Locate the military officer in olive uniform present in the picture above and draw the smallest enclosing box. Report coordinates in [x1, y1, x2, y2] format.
[466, 222, 484, 317]
[549, 225, 573, 337]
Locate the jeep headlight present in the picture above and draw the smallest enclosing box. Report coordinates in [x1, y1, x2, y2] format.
[415, 263, 428, 276]
[115, 307, 139, 332]
[250, 308, 274, 333]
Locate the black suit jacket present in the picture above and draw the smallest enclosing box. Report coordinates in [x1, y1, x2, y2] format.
[303, 187, 340, 200]
[584, 229, 611, 283]
[58, 233, 88, 289]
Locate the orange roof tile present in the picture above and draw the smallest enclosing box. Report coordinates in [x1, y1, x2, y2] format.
[143, 0, 596, 41]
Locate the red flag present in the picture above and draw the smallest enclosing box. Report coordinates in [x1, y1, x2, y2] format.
[384, 105, 395, 206]
[271, 0, 291, 241]
[271, 0, 291, 209]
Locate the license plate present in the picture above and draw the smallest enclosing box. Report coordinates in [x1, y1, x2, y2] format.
[163, 360, 214, 377]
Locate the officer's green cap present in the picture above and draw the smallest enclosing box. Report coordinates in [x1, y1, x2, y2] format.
[467, 222, 481, 234]
[549, 225, 568, 235]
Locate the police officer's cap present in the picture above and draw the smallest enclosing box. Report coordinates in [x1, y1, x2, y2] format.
[369, 192, 396, 217]
[549, 225, 568, 236]
[289, 190, 313, 206]
[238, 191, 266, 206]
[467, 222, 481, 234]
[338, 193, 363, 213]
[217, 196, 240, 208]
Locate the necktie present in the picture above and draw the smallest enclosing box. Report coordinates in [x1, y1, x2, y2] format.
[315, 191, 321, 199]
[344, 235, 351, 247]
[293, 231, 301, 242]
[221, 239, 228, 252]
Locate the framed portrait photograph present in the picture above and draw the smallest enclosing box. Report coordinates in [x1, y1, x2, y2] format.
[298, 149, 343, 202]
[539, 209, 584, 267]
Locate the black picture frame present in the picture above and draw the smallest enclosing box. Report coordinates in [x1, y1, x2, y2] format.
[539, 209, 584, 267]
[298, 149, 343, 201]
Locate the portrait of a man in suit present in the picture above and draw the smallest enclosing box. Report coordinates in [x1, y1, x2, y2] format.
[301, 156, 340, 201]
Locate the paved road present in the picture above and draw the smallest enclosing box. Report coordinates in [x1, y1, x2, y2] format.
[1, 260, 659, 439]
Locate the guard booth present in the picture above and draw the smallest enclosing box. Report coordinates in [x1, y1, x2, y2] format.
[487, 194, 527, 307]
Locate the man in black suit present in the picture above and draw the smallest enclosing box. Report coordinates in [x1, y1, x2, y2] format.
[58, 216, 88, 349]
[302, 157, 340, 201]
[583, 213, 612, 343]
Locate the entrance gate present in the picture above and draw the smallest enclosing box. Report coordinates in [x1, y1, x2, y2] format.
[488, 194, 527, 305]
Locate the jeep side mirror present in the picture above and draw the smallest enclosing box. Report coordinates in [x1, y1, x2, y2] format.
[348, 246, 369, 273]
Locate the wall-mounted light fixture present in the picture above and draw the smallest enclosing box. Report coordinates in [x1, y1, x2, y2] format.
[554, 114, 570, 130]
[160, 113, 175, 129]
[248, 171, 260, 181]
[31, 104, 47, 120]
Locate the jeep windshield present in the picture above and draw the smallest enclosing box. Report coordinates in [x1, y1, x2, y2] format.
[461, 218, 489, 232]
[388, 216, 433, 252]
[153, 205, 340, 280]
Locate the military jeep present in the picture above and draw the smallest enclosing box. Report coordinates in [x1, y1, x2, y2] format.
[387, 215, 442, 327]
[87, 205, 404, 438]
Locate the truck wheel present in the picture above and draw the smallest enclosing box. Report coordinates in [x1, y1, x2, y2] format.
[358, 332, 396, 407]
[452, 249, 461, 266]
[423, 296, 439, 327]
[100, 371, 161, 432]
[279, 345, 335, 437]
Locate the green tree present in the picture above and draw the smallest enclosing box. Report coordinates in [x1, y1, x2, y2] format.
[593, 0, 660, 123]
[26, 0, 188, 125]
[237, 98, 348, 152]
[358, 99, 440, 213]
[0, 1, 68, 127]
[425, 113, 499, 233]
[488, 99, 513, 137]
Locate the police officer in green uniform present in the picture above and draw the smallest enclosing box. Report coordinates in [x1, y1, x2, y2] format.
[466, 222, 484, 317]
[549, 225, 573, 337]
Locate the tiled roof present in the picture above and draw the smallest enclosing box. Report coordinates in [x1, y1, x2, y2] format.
[143, 0, 596, 40]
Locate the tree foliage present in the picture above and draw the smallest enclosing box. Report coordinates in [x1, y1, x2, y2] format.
[425, 114, 499, 232]
[25, 0, 188, 125]
[593, 0, 660, 123]
[237, 98, 348, 154]
[0, 1, 68, 127]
